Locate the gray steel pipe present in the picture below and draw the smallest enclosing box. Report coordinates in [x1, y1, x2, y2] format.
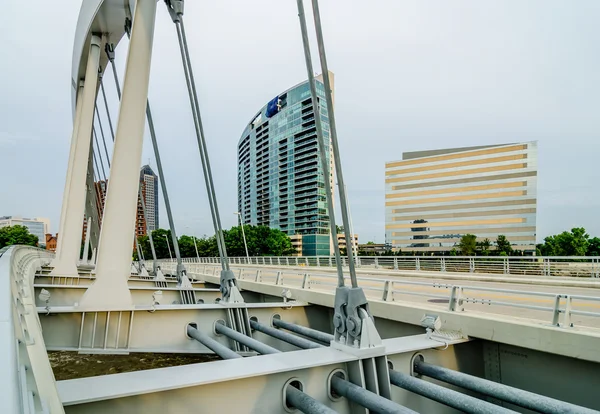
[286, 386, 337, 414]
[214, 322, 279, 355]
[330, 375, 417, 414]
[272, 318, 334, 344]
[389, 369, 514, 414]
[414, 359, 598, 414]
[250, 319, 322, 349]
[189, 324, 334, 414]
[186, 325, 241, 360]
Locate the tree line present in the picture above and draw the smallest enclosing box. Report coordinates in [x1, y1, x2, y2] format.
[0, 225, 39, 249]
[135, 225, 296, 260]
[455, 227, 600, 256]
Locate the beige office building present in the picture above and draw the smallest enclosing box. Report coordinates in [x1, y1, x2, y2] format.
[385, 142, 537, 253]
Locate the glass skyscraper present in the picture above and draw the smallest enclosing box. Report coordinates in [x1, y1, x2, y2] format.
[385, 142, 538, 253]
[237, 74, 335, 256]
[140, 165, 159, 231]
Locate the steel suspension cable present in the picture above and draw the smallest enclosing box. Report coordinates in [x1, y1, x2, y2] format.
[309, 0, 359, 287]
[295, 0, 344, 287]
[168, 10, 229, 270]
[92, 126, 107, 180]
[94, 104, 111, 167]
[99, 79, 115, 142]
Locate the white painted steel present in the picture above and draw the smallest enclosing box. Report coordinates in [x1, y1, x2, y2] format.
[194, 256, 600, 278]
[84, 0, 158, 308]
[185, 262, 600, 328]
[51, 35, 102, 278]
[54, 82, 84, 260]
[1, 247, 62, 413]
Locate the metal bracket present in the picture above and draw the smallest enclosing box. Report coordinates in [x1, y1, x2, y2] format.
[332, 286, 382, 351]
[105, 43, 115, 61]
[164, 0, 184, 22]
[124, 17, 132, 37]
[220, 269, 244, 303]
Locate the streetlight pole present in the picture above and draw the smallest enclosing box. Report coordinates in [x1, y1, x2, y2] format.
[234, 212, 250, 262]
[185, 226, 201, 262]
[164, 234, 173, 260]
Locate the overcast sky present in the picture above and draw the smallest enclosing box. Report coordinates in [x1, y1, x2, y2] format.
[1, 1, 599, 243]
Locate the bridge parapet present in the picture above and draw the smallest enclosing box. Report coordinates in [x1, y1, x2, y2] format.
[1, 246, 62, 414]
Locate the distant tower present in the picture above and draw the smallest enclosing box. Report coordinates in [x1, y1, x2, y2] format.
[140, 165, 159, 231]
[236, 72, 335, 256]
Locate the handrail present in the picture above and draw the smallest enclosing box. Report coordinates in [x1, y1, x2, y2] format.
[183, 255, 600, 278]
[1, 245, 62, 414]
[166, 260, 600, 329]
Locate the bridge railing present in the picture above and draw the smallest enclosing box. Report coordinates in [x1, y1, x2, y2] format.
[178, 255, 600, 278]
[0, 245, 62, 414]
[174, 261, 600, 329]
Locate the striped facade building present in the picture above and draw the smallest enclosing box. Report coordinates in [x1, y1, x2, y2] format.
[385, 142, 538, 253]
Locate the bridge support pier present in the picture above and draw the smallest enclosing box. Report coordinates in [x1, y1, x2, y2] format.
[81, 0, 157, 308]
[51, 35, 102, 278]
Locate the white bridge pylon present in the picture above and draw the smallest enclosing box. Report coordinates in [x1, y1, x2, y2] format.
[52, 0, 158, 308]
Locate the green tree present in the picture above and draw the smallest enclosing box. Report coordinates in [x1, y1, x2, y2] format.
[335, 225, 344, 234]
[366, 241, 375, 245]
[539, 228, 589, 256]
[458, 234, 477, 256]
[495, 235, 513, 256]
[477, 238, 492, 256]
[588, 237, 600, 256]
[0, 225, 38, 249]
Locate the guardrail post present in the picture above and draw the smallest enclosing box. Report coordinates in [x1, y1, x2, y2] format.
[551, 295, 561, 326]
[295, 257, 299, 266]
[255, 270, 261, 282]
[302, 273, 311, 289]
[329, 256, 332, 267]
[563, 295, 573, 327]
[357, 257, 361, 267]
[393, 257, 398, 270]
[305, 257, 309, 266]
[286, 257, 290, 266]
[342, 256, 347, 267]
[382, 280, 394, 301]
[277, 257, 281, 266]
[440, 257, 446, 272]
[448, 286, 464, 312]
[594, 258, 600, 278]
[317, 258, 320, 267]
[415, 257, 421, 271]
[374, 257, 379, 269]
[503, 258, 508, 274]
[469, 258, 475, 273]
[275, 271, 282, 285]
[268, 257, 272, 265]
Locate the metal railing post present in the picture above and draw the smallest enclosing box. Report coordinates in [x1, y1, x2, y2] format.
[374, 257, 379, 269]
[393, 257, 398, 270]
[448, 286, 464, 312]
[416, 257, 421, 271]
[469, 257, 475, 273]
[328, 256, 332, 267]
[440, 257, 446, 272]
[302, 273, 311, 289]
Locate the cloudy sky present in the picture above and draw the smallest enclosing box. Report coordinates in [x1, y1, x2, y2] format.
[1, 1, 599, 243]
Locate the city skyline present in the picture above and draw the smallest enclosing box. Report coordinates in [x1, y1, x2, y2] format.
[1, 1, 599, 244]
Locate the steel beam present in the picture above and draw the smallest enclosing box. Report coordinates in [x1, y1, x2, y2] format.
[250, 319, 322, 349]
[51, 35, 102, 277]
[82, 0, 158, 308]
[389, 369, 513, 414]
[186, 325, 240, 360]
[414, 359, 597, 414]
[214, 321, 278, 355]
[273, 317, 334, 344]
[330, 375, 417, 414]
